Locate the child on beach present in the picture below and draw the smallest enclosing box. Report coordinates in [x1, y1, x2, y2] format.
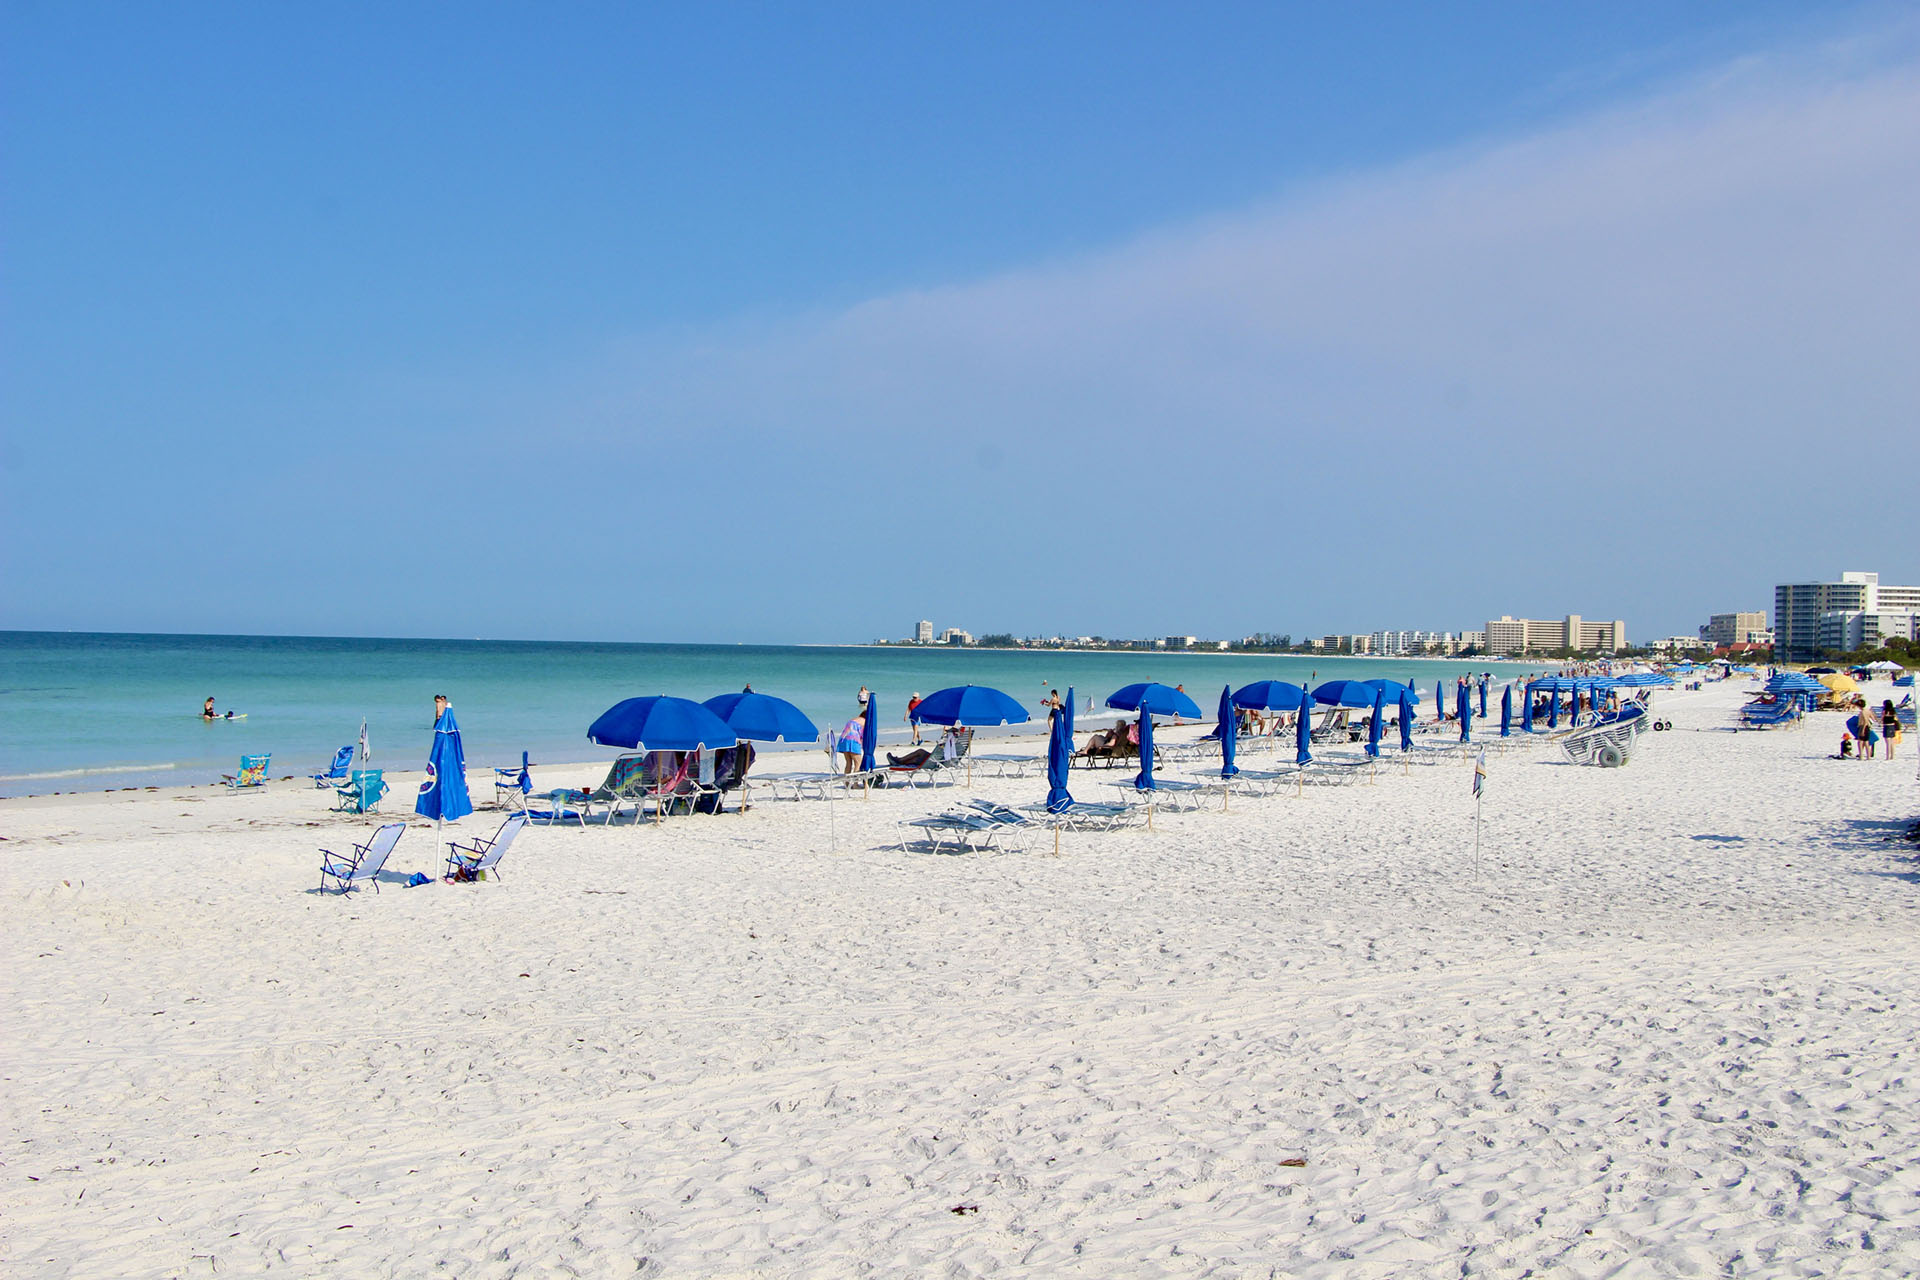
[1883, 700, 1901, 760]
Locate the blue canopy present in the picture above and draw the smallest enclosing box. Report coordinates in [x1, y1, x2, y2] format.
[911, 684, 1032, 727]
[590, 696, 739, 752]
[1313, 679, 1377, 708]
[1217, 685, 1239, 777]
[1233, 680, 1312, 711]
[702, 691, 819, 743]
[1766, 672, 1825, 692]
[1365, 683, 1384, 759]
[1612, 672, 1674, 687]
[1107, 682, 1202, 718]
[1364, 678, 1418, 705]
[1500, 685, 1512, 737]
[1046, 687, 1075, 812]
[1398, 687, 1415, 751]
[1456, 682, 1471, 742]
[1295, 683, 1312, 765]
[1134, 706, 1156, 790]
[1548, 688, 1560, 729]
[416, 706, 474, 823]
[860, 693, 879, 772]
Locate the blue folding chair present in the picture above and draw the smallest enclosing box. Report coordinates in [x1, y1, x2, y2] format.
[333, 769, 389, 814]
[222, 754, 271, 790]
[309, 746, 355, 788]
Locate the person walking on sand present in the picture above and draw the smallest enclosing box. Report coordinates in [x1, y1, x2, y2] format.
[906, 692, 923, 744]
[1852, 703, 1877, 759]
[1882, 699, 1901, 760]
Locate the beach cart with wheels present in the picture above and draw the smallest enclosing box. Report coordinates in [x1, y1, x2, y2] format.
[1560, 705, 1650, 768]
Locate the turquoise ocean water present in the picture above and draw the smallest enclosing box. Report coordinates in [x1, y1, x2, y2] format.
[0, 632, 1551, 797]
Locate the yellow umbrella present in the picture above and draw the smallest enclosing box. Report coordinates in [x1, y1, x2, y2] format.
[1817, 673, 1859, 694]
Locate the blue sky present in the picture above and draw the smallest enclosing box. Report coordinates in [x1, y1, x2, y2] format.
[4, 3, 1916, 644]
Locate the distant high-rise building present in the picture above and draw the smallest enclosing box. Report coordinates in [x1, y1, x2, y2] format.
[915, 619, 934, 644]
[1482, 615, 1626, 656]
[1774, 570, 1920, 661]
[1698, 611, 1768, 648]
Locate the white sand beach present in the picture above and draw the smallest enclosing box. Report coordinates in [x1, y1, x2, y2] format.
[4, 680, 1918, 1277]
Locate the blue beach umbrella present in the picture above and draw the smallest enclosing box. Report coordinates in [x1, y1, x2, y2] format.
[1313, 679, 1377, 708]
[1436, 681, 1446, 722]
[416, 705, 473, 823]
[1045, 695, 1074, 813]
[1478, 679, 1488, 719]
[702, 691, 819, 743]
[1398, 687, 1415, 752]
[911, 684, 1032, 727]
[1135, 705, 1156, 790]
[1296, 684, 1313, 765]
[1217, 685, 1238, 777]
[1456, 683, 1471, 743]
[1500, 686, 1512, 737]
[1366, 684, 1385, 758]
[1233, 680, 1312, 712]
[1523, 686, 1536, 733]
[861, 694, 880, 773]
[1107, 682, 1203, 718]
[590, 696, 738, 752]
[1363, 678, 1417, 706]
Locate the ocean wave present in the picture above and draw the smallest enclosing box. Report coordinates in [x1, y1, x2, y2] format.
[0, 763, 181, 782]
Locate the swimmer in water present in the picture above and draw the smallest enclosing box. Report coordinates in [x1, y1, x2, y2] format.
[203, 696, 217, 720]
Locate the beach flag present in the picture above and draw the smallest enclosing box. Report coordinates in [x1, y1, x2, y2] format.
[358, 718, 370, 765]
[1472, 748, 1487, 798]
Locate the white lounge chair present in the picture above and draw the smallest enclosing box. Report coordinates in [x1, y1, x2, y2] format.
[445, 812, 526, 882]
[319, 822, 404, 894]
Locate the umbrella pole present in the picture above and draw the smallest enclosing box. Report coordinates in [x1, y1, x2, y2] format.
[1053, 823, 1060, 857]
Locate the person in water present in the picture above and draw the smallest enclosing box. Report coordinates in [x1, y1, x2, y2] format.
[203, 697, 216, 720]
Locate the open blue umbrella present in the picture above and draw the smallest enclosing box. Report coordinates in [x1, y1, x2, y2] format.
[911, 684, 1032, 727]
[1107, 682, 1202, 718]
[702, 691, 819, 743]
[590, 696, 739, 752]
[1313, 679, 1378, 708]
[1233, 680, 1312, 711]
[1366, 683, 1384, 758]
[1217, 685, 1238, 777]
[860, 694, 879, 772]
[1295, 684, 1312, 765]
[1398, 687, 1415, 751]
[1363, 678, 1418, 705]
[1456, 682, 1471, 742]
[1045, 687, 1075, 812]
[1500, 685, 1512, 737]
[1135, 705, 1156, 790]
[416, 705, 473, 823]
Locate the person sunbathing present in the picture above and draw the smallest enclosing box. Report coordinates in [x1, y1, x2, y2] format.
[887, 747, 933, 768]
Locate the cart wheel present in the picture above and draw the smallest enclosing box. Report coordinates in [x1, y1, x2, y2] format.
[1596, 744, 1625, 768]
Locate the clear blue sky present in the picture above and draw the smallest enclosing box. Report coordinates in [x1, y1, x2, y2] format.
[4, 3, 1915, 643]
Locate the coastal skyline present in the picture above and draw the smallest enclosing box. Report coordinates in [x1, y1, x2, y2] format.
[4, 4, 1917, 644]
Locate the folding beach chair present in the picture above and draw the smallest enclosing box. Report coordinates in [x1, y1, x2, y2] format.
[222, 753, 271, 791]
[309, 746, 355, 788]
[318, 822, 405, 894]
[898, 812, 1002, 853]
[332, 769, 389, 814]
[445, 812, 527, 882]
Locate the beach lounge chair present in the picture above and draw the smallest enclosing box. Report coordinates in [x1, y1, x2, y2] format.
[445, 812, 527, 882]
[223, 753, 271, 791]
[1108, 779, 1211, 812]
[1022, 799, 1142, 831]
[332, 769, 389, 814]
[899, 811, 1004, 854]
[525, 789, 590, 827]
[318, 822, 404, 894]
[309, 746, 354, 788]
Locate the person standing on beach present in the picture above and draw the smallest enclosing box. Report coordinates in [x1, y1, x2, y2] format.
[906, 692, 922, 744]
[1881, 699, 1900, 760]
[835, 709, 865, 774]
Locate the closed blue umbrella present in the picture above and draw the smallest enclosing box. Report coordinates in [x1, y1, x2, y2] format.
[1523, 686, 1536, 733]
[860, 694, 880, 772]
[911, 684, 1032, 727]
[1233, 680, 1312, 711]
[1548, 686, 1559, 729]
[1295, 684, 1312, 765]
[1398, 687, 1415, 752]
[416, 705, 473, 823]
[1107, 682, 1202, 718]
[1045, 688, 1074, 813]
[1478, 678, 1488, 719]
[1500, 685, 1512, 737]
[1435, 681, 1445, 722]
[1135, 706, 1156, 790]
[702, 691, 819, 743]
[590, 696, 739, 752]
[1218, 685, 1238, 777]
[1366, 684, 1384, 758]
[1457, 682, 1471, 742]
